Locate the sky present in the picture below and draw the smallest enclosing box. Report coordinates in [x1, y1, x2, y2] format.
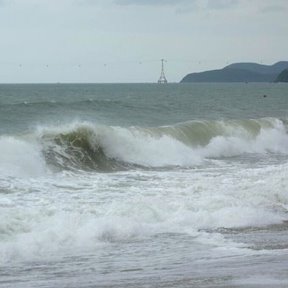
[0, 0, 287, 83]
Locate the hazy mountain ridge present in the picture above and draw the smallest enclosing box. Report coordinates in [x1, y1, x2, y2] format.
[275, 69, 288, 82]
[181, 61, 288, 83]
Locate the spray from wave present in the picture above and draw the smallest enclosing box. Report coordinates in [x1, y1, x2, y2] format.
[0, 137, 46, 178]
[1, 118, 288, 262]
[1, 117, 288, 175]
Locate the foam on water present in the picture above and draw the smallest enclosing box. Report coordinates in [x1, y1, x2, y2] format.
[95, 126, 203, 167]
[2, 83, 288, 287]
[0, 136, 46, 178]
[1, 117, 288, 267]
[1, 158, 287, 263]
[34, 117, 288, 171]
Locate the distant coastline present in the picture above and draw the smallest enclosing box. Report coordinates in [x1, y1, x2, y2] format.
[180, 61, 288, 83]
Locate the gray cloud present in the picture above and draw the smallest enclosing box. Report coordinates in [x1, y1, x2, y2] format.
[0, 0, 9, 5]
[114, 0, 192, 6]
[115, 0, 240, 10]
[73, 0, 112, 6]
[0, 0, 287, 83]
[75, 0, 240, 10]
[260, 4, 288, 13]
[207, 0, 239, 10]
[80, 0, 102, 3]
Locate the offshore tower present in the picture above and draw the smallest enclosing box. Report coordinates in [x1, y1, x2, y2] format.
[158, 59, 168, 84]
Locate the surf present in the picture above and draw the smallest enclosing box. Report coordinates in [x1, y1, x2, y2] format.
[1, 117, 288, 176]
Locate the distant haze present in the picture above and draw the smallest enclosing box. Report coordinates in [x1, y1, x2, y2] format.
[180, 61, 288, 82]
[0, 0, 287, 83]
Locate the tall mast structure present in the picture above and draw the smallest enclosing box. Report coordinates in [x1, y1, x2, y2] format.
[158, 59, 168, 84]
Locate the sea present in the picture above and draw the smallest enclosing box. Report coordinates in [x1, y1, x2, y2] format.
[0, 83, 288, 288]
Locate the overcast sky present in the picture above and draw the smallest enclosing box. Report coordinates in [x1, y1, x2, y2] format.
[0, 0, 287, 83]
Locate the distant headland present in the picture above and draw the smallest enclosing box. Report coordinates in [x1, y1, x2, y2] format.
[180, 61, 288, 83]
[275, 68, 288, 82]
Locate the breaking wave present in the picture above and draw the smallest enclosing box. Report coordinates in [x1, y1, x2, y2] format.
[1, 117, 288, 175]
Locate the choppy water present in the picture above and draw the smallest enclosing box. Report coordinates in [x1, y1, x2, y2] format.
[1, 83, 288, 287]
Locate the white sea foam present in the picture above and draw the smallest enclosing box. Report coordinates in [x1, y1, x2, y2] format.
[27, 118, 288, 170]
[0, 136, 46, 178]
[96, 127, 203, 167]
[201, 119, 288, 158]
[1, 159, 287, 263]
[1, 119, 288, 263]
[94, 121, 288, 169]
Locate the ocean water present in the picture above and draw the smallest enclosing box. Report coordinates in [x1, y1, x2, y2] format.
[0, 83, 288, 287]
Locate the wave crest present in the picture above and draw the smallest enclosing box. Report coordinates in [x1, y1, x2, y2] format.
[37, 117, 288, 172]
[42, 125, 128, 172]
